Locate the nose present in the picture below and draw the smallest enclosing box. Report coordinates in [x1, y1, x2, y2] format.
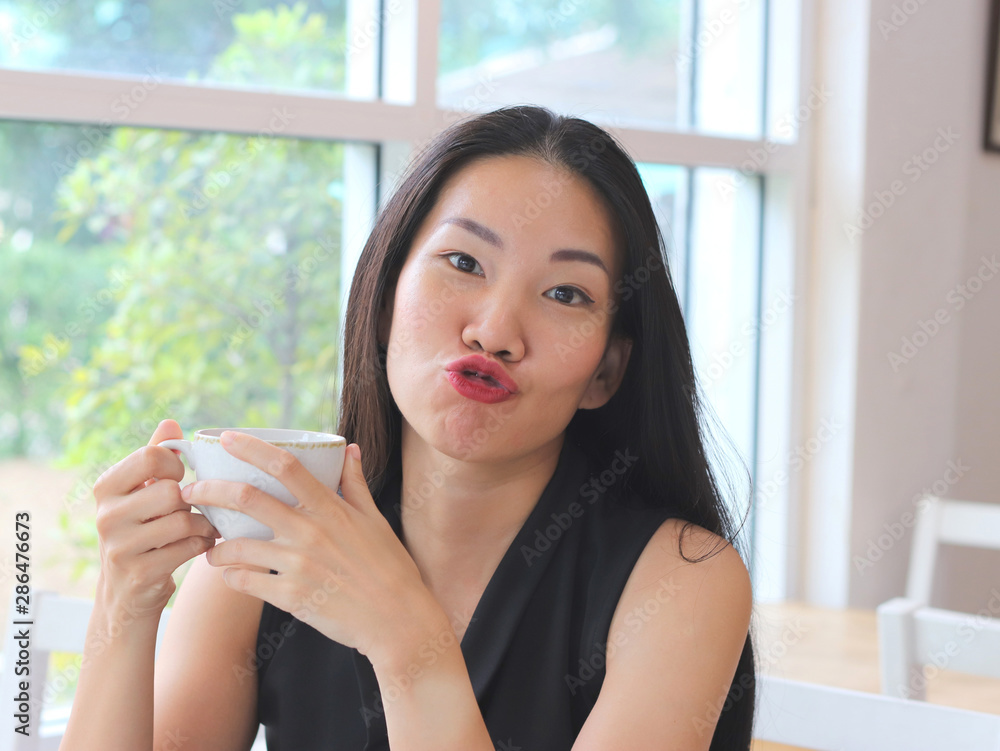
[461, 290, 525, 362]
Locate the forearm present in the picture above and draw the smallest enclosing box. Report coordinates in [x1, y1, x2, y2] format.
[372, 611, 495, 751]
[59, 580, 159, 751]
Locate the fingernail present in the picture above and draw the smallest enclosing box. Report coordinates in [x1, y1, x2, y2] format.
[181, 483, 193, 500]
[350, 444, 361, 461]
[221, 431, 235, 446]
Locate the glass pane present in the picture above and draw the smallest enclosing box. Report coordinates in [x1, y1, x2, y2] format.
[0, 1, 356, 96]
[692, 0, 767, 137]
[636, 162, 688, 302]
[638, 162, 760, 523]
[686, 167, 762, 514]
[438, 0, 767, 136]
[0, 121, 346, 615]
[438, 0, 685, 130]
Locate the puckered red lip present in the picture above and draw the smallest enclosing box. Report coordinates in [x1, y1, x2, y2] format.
[444, 355, 519, 394]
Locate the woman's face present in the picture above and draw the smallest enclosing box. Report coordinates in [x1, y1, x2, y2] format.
[378, 154, 632, 462]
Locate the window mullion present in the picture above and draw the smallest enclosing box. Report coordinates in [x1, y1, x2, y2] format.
[346, 0, 382, 100]
[414, 0, 443, 141]
[0, 68, 422, 141]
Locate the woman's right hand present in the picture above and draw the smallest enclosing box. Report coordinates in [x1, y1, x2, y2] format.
[93, 418, 221, 618]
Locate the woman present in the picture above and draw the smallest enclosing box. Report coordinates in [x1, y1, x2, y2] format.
[63, 105, 756, 750]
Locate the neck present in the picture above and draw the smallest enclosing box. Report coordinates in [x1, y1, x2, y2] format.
[397, 423, 565, 594]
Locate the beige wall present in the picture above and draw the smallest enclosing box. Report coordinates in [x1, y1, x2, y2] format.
[943, 137, 1000, 612]
[803, 0, 1000, 609]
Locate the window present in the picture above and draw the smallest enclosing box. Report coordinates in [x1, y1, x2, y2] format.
[1, 5, 805, 725]
[437, 0, 767, 136]
[0, 1, 356, 95]
[635, 162, 764, 528]
[1, 120, 349, 456]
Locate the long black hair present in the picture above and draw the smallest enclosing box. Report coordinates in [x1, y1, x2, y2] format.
[337, 104, 757, 748]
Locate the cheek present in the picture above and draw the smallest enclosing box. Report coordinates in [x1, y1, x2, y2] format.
[392, 268, 458, 337]
[565, 359, 604, 393]
[388, 284, 432, 345]
[544, 318, 610, 382]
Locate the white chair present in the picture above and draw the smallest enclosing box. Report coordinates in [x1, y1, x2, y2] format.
[0, 589, 266, 750]
[904, 495, 1000, 604]
[755, 674, 1000, 750]
[878, 596, 1000, 700]
[877, 494, 1000, 700]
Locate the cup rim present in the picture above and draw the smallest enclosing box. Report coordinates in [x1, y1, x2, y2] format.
[193, 428, 346, 447]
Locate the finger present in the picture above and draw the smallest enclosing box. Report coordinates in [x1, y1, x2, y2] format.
[143, 419, 185, 489]
[181, 479, 299, 536]
[101, 480, 219, 539]
[131, 508, 221, 554]
[337, 443, 377, 514]
[141, 534, 217, 572]
[121, 479, 216, 536]
[217, 565, 283, 601]
[218, 431, 325, 510]
[95, 445, 186, 500]
[206, 536, 286, 574]
[217, 565, 336, 620]
[127, 479, 207, 527]
[148, 419, 183, 447]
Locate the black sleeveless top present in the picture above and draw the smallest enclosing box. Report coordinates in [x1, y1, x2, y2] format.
[254, 437, 677, 749]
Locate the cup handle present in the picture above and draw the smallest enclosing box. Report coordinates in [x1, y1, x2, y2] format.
[158, 439, 195, 472]
[158, 438, 219, 532]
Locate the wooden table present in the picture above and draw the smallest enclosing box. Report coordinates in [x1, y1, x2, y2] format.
[750, 600, 1000, 750]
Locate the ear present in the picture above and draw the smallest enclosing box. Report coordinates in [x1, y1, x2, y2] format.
[376, 271, 399, 346]
[578, 334, 633, 410]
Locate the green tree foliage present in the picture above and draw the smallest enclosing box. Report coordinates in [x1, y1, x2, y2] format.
[0, 123, 124, 459]
[1, 3, 349, 463]
[10, 5, 349, 590]
[1, 0, 347, 92]
[53, 5, 346, 471]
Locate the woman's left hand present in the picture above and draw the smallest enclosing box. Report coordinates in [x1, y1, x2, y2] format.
[182, 431, 444, 670]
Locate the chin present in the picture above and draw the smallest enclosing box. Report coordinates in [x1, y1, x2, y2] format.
[438, 428, 499, 463]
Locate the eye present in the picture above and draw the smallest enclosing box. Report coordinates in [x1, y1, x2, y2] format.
[546, 286, 594, 306]
[443, 252, 484, 276]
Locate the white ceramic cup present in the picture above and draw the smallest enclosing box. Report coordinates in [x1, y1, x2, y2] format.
[159, 428, 347, 541]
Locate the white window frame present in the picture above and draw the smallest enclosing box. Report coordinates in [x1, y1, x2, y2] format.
[0, 0, 816, 603]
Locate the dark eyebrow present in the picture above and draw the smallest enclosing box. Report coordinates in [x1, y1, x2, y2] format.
[440, 216, 609, 276]
[443, 216, 502, 247]
[550, 248, 608, 276]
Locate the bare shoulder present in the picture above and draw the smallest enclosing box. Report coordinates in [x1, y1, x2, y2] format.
[153, 554, 270, 751]
[608, 517, 751, 648]
[572, 518, 753, 750]
[644, 516, 748, 588]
